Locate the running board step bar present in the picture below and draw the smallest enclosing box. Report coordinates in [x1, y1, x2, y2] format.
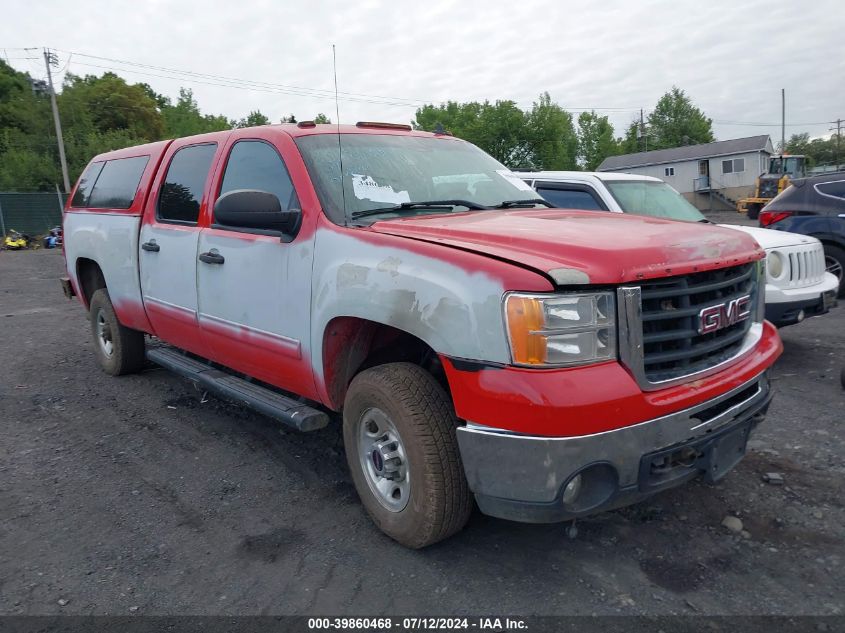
[146, 347, 329, 432]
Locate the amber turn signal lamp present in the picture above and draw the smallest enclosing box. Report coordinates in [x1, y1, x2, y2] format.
[505, 295, 547, 365]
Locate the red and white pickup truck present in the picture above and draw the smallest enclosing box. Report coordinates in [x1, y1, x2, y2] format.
[62, 122, 783, 547]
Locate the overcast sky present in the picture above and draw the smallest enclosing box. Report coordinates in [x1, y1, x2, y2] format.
[3, 0, 843, 146]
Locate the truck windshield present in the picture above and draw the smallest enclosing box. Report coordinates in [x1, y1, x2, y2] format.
[783, 157, 804, 178]
[295, 134, 545, 224]
[604, 180, 707, 222]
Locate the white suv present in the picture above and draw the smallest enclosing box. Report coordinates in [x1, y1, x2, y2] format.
[520, 171, 839, 327]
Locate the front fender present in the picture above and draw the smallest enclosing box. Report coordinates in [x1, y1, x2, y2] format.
[309, 223, 552, 405]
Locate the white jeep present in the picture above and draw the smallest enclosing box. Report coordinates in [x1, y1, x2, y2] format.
[520, 171, 839, 327]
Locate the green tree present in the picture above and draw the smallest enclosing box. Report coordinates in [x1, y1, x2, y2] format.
[577, 111, 617, 170]
[524, 92, 577, 170]
[60, 72, 164, 139]
[313, 113, 331, 124]
[161, 88, 230, 137]
[786, 132, 844, 168]
[414, 99, 522, 164]
[414, 94, 578, 169]
[646, 87, 714, 150]
[0, 145, 58, 191]
[0, 60, 67, 189]
[234, 110, 270, 128]
[615, 120, 642, 154]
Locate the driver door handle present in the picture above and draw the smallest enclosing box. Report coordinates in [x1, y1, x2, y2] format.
[141, 240, 160, 252]
[199, 250, 225, 265]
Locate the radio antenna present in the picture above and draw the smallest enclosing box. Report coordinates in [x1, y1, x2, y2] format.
[332, 44, 348, 221]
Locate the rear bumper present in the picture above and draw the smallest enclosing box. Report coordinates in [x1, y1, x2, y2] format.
[457, 371, 772, 523]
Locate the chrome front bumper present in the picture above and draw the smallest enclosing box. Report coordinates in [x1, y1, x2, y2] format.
[456, 371, 772, 523]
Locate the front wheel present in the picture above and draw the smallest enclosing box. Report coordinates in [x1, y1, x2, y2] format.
[343, 363, 473, 548]
[89, 288, 146, 375]
[824, 244, 845, 298]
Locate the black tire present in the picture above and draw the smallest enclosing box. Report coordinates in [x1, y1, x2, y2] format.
[89, 288, 145, 376]
[343, 363, 473, 548]
[746, 203, 761, 220]
[823, 244, 845, 298]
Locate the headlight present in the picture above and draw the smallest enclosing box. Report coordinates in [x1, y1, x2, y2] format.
[504, 292, 616, 366]
[767, 250, 785, 279]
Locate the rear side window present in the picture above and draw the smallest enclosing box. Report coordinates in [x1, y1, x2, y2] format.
[218, 140, 298, 212]
[536, 186, 605, 211]
[86, 156, 150, 209]
[158, 144, 217, 224]
[70, 161, 105, 207]
[816, 180, 845, 200]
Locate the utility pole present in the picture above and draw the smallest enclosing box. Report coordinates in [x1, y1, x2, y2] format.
[639, 108, 647, 152]
[781, 88, 786, 154]
[43, 48, 70, 193]
[831, 118, 842, 169]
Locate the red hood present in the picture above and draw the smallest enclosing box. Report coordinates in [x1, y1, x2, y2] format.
[369, 209, 764, 285]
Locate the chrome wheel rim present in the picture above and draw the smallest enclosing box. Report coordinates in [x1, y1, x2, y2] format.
[826, 255, 843, 281]
[357, 407, 410, 512]
[96, 309, 114, 357]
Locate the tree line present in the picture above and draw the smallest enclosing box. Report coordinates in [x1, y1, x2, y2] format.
[414, 87, 715, 171]
[3, 57, 837, 192]
[0, 60, 329, 191]
[785, 132, 844, 169]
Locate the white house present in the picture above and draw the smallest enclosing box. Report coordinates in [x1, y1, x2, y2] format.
[597, 135, 774, 210]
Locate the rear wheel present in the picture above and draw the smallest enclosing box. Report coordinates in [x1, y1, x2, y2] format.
[343, 362, 472, 548]
[89, 289, 145, 375]
[823, 244, 845, 298]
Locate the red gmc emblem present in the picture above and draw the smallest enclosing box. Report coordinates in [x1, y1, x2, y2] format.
[697, 295, 752, 334]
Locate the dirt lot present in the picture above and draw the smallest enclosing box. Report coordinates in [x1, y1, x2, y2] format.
[1, 249, 843, 616]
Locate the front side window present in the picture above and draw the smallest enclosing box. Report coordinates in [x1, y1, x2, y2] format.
[295, 134, 545, 224]
[70, 161, 105, 207]
[158, 144, 217, 224]
[536, 187, 604, 211]
[217, 140, 298, 214]
[605, 180, 706, 222]
[87, 156, 150, 209]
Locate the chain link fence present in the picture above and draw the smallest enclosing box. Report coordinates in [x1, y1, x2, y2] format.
[0, 191, 68, 238]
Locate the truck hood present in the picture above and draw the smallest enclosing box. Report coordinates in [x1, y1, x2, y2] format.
[717, 224, 821, 250]
[370, 209, 764, 285]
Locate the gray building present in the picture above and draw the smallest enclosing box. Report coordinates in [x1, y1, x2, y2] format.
[597, 135, 774, 210]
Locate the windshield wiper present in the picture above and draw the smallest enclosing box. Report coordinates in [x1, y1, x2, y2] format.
[350, 199, 490, 220]
[697, 218, 713, 223]
[492, 198, 554, 209]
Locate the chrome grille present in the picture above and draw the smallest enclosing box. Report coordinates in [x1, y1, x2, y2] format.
[637, 263, 758, 383]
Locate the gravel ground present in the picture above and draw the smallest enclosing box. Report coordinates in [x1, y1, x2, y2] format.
[0, 249, 843, 617]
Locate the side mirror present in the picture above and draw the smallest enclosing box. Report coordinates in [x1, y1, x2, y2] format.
[213, 189, 301, 236]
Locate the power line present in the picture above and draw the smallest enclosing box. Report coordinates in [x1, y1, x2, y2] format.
[713, 119, 833, 127]
[58, 50, 652, 113]
[59, 49, 429, 107]
[67, 60, 422, 109]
